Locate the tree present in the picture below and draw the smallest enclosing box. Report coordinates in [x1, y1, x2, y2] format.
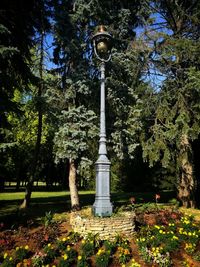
[0, 0, 42, 190]
[0, 0, 42, 127]
[51, 0, 151, 208]
[141, 0, 200, 207]
[19, 0, 52, 208]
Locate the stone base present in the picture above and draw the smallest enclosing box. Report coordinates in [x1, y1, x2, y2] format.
[70, 208, 136, 240]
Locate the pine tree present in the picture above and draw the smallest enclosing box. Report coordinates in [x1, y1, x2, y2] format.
[18, 0, 52, 208]
[51, 0, 150, 208]
[141, 0, 200, 207]
[0, 0, 47, 190]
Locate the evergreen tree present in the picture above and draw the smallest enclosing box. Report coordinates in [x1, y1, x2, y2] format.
[141, 0, 200, 207]
[0, 0, 44, 189]
[20, 0, 52, 208]
[51, 0, 150, 208]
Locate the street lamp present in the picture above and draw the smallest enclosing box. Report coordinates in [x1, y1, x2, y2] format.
[92, 25, 113, 217]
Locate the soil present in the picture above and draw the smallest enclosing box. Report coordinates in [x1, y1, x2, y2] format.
[1, 211, 200, 267]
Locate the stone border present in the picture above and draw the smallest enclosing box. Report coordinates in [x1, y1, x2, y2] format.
[70, 210, 136, 240]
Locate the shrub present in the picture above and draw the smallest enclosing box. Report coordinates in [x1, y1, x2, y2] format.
[15, 246, 30, 262]
[80, 239, 95, 257]
[57, 247, 77, 267]
[1, 253, 15, 267]
[56, 237, 71, 251]
[31, 252, 46, 267]
[43, 243, 58, 263]
[103, 240, 116, 254]
[77, 255, 89, 267]
[95, 248, 111, 267]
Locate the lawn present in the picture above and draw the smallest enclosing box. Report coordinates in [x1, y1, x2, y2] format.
[0, 190, 176, 225]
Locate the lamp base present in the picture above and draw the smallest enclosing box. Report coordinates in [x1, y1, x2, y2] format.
[93, 198, 113, 217]
[93, 156, 113, 217]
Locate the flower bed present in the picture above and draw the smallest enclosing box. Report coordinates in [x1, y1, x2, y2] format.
[1, 208, 200, 266]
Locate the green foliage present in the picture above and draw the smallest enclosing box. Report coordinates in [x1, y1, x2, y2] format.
[31, 252, 46, 267]
[95, 248, 111, 267]
[54, 106, 98, 162]
[77, 255, 89, 267]
[103, 240, 116, 255]
[43, 243, 58, 262]
[80, 238, 96, 258]
[15, 246, 30, 262]
[193, 251, 200, 262]
[0, 258, 15, 267]
[140, 0, 200, 204]
[42, 211, 54, 228]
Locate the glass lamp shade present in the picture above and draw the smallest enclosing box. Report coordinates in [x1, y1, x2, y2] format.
[92, 25, 112, 61]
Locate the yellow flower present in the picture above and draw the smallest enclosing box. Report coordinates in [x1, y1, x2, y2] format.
[9, 257, 13, 261]
[82, 240, 85, 244]
[78, 255, 82, 260]
[97, 249, 102, 255]
[67, 245, 71, 251]
[16, 247, 20, 251]
[63, 254, 68, 260]
[47, 243, 51, 247]
[62, 237, 66, 242]
[159, 230, 163, 234]
[4, 253, 8, 259]
[25, 245, 29, 250]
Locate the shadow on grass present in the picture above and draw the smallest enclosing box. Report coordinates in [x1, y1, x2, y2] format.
[0, 190, 176, 228]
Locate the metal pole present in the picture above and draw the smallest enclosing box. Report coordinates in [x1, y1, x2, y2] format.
[93, 61, 113, 217]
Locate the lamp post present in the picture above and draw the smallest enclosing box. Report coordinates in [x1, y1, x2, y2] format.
[92, 25, 113, 217]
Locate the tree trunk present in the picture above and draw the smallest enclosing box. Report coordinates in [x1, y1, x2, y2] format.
[0, 177, 4, 191]
[20, 180, 33, 209]
[178, 134, 196, 208]
[69, 159, 80, 211]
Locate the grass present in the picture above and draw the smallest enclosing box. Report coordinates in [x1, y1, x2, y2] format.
[0, 189, 176, 227]
[0, 191, 70, 201]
